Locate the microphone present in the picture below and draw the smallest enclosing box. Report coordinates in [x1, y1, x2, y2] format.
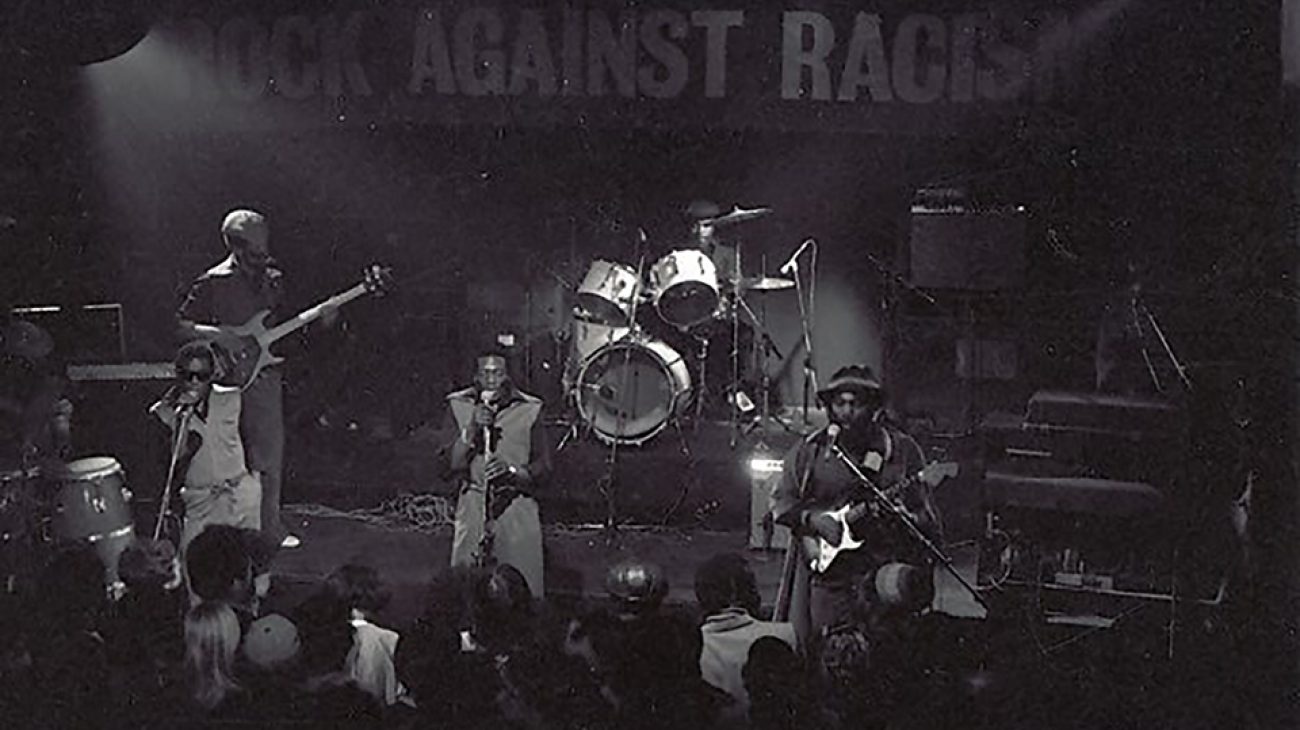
[823, 423, 841, 460]
[779, 238, 814, 276]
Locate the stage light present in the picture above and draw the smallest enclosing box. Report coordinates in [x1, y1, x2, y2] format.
[748, 455, 784, 476]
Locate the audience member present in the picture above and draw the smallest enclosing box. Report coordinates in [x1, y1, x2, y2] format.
[184, 524, 254, 612]
[325, 563, 409, 706]
[694, 552, 798, 713]
[25, 545, 112, 729]
[182, 601, 244, 712]
[743, 636, 820, 730]
[108, 539, 186, 699]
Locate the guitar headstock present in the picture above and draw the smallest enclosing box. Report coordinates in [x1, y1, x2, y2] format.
[363, 264, 393, 296]
[918, 461, 959, 486]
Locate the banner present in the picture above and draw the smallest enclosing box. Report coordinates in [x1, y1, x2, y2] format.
[107, 1, 1102, 134]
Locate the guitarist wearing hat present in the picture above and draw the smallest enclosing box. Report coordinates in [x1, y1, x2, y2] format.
[771, 365, 946, 647]
[177, 208, 338, 549]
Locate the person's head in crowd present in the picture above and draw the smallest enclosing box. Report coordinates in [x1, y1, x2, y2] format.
[235, 528, 277, 614]
[744, 636, 810, 728]
[185, 525, 253, 607]
[864, 561, 935, 619]
[183, 601, 243, 710]
[37, 543, 109, 632]
[242, 612, 301, 674]
[117, 538, 181, 594]
[604, 557, 668, 621]
[498, 636, 613, 730]
[324, 563, 391, 622]
[470, 563, 533, 653]
[817, 624, 874, 710]
[694, 552, 762, 618]
[291, 590, 355, 682]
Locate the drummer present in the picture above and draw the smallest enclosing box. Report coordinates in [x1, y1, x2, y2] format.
[682, 199, 739, 285]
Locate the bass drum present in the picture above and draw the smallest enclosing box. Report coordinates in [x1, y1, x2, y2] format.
[576, 336, 691, 445]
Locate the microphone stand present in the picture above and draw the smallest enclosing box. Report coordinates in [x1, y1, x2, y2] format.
[788, 258, 819, 427]
[153, 404, 195, 542]
[827, 442, 990, 612]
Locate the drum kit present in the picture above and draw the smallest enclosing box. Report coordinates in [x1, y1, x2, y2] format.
[560, 205, 795, 448]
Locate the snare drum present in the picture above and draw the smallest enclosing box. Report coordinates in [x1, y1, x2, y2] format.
[576, 260, 642, 325]
[576, 335, 692, 445]
[650, 250, 720, 329]
[53, 457, 134, 580]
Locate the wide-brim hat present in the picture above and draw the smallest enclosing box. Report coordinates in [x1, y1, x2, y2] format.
[817, 365, 883, 401]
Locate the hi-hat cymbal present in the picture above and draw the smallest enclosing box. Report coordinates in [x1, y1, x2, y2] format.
[1, 320, 53, 359]
[702, 206, 771, 227]
[739, 276, 795, 291]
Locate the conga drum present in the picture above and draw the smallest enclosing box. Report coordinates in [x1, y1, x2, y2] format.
[52, 457, 135, 585]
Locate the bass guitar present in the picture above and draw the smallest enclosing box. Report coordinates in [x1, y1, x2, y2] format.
[803, 461, 958, 574]
[208, 264, 391, 390]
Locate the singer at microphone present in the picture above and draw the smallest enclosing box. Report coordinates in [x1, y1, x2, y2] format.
[766, 364, 942, 645]
[150, 341, 262, 552]
[441, 349, 555, 598]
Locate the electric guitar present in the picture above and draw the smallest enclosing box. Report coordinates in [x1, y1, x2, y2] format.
[802, 461, 959, 574]
[208, 265, 391, 390]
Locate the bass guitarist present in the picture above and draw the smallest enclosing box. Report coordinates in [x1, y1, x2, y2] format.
[772, 365, 942, 647]
[176, 208, 337, 549]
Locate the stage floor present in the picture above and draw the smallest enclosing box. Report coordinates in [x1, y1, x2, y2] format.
[271, 503, 983, 628]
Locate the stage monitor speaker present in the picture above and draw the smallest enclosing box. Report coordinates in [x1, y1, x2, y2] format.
[750, 468, 791, 550]
[909, 210, 1026, 290]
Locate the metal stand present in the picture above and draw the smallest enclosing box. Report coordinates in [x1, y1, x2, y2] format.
[595, 250, 651, 544]
[1130, 285, 1193, 394]
[828, 442, 990, 612]
[153, 406, 194, 542]
[788, 249, 819, 425]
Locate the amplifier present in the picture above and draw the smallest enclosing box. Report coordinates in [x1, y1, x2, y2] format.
[12, 304, 125, 363]
[908, 209, 1026, 290]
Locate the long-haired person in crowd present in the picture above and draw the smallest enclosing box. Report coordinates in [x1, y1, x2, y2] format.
[182, 601, 243, 712]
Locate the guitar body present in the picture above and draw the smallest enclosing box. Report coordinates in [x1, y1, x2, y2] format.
[803, 503, 864, 573]
[802, 461, 959, 574]
[202, 265, 391, 391]
[212, 310, 284, 390]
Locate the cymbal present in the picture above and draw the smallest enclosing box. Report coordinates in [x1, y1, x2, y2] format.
[739, 276, 795, 291]
[702, 206, 771, 227]
[1, 319, 53, 359]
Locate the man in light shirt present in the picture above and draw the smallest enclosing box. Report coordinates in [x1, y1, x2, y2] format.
[695, 552, 797, 714]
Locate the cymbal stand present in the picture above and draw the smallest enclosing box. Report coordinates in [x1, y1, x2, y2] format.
[1130, 284, 1193, 394]
[729, 241, 744, 447]
[596, 248, 650, 543]
[733, 293, 792, 436]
